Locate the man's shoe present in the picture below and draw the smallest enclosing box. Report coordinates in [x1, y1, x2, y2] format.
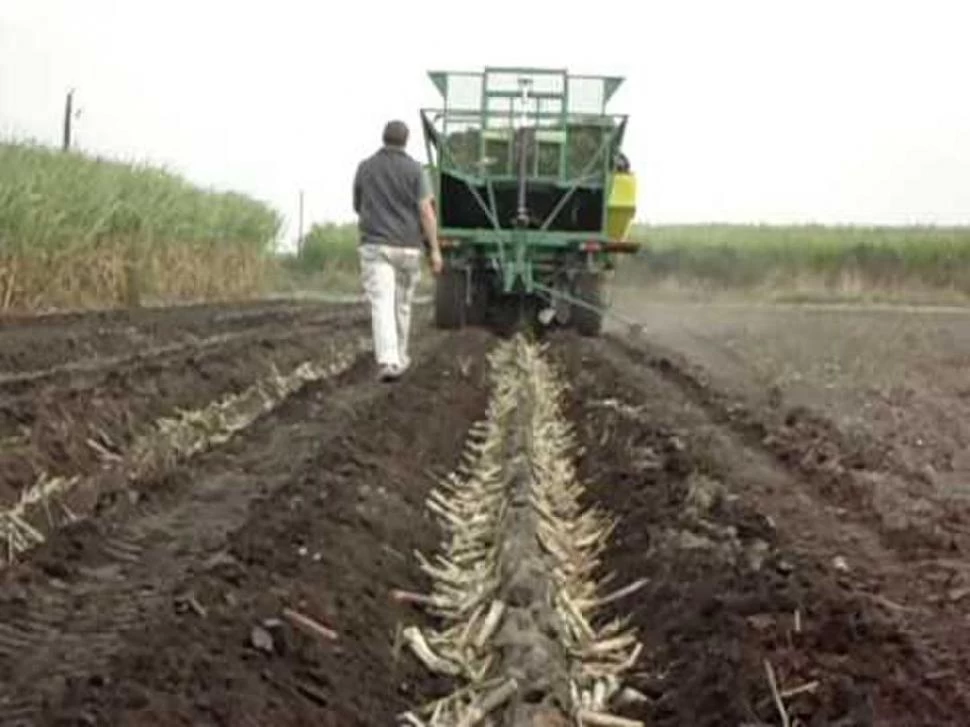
[377, 364, 398, 382]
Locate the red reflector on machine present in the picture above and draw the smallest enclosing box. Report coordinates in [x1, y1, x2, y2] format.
[581, 241, 601, 252]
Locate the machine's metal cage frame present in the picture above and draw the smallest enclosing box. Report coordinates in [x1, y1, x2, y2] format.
[419, 66, 630, 245]
[419, 66, 638, 331]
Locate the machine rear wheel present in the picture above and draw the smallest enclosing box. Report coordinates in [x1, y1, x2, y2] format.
[572, 271, 605, 337]
[465, 271, 489, 326]
[433, 268, 466, 329]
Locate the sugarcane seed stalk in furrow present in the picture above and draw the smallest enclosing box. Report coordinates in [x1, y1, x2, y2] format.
[398, 336, 645, 726]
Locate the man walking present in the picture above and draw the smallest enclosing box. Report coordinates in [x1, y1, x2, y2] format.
[353, 120, 442, 381]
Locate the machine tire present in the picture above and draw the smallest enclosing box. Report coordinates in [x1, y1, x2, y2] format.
[433, 267, 466, 329]
[465, 272, 489, 326]
[572, 271, 605, 337]
[489, 292, 528, 338]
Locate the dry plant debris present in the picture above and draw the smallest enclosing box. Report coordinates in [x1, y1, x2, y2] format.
[398, 335, 645, 726]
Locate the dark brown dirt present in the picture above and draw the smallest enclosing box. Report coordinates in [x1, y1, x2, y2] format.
[0, 326, 492, 726]
[607, 295, 970, 502]
[550, 331, 970, 726]
[603, 332, 970, 561]
[1, 299, 969, 726]
[0, 299, 360, 375]
[0, 302, 370, 508]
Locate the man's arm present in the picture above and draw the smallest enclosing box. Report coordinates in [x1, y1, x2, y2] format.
[418, 168, 439, 251]
[418, 167, 442, 273]
[419, 197, 439, 251]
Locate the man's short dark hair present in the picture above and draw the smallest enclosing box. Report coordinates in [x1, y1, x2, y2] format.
[382, 120, 409, 147]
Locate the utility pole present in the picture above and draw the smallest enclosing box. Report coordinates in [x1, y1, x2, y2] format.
[62, 89, 75, 151]
[297, 189, 305, 256]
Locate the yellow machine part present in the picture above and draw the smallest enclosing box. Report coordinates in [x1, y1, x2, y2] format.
[606, 172, 637, 241]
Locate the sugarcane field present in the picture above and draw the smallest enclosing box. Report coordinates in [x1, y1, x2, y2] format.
[4, 6, 970, 726]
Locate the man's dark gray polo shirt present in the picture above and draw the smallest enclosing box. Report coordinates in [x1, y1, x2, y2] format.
[353, 146, 431, 249]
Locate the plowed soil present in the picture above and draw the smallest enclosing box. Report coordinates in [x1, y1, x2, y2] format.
[1, 296, 969, 726]
[0, 300, 369, 507]
[0, 299, 361, 374]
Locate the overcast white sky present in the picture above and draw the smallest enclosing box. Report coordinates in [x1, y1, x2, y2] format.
[2, 0, 969, 248]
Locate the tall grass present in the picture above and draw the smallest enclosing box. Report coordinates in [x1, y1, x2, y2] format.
[287, 220, 970, 301]
[293, 222, 359, 272]
[0, 141, 282, 312]
[617, 224, 970, 301]
[275, 222, 362, 293]
[8, 136, 964, 310]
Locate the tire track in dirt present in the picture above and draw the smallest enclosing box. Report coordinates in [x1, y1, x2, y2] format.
[0, 330, 437, 724]
[602, 327, 970, 555]
[0, 308, 372, 508]
[603, 331, 970, 561]
[0, 362, 366, 722]
[0, 328, 493, 726]
[0, 306, 367, 390]
[0, 333, 369, 570]
[550, 332, 970, 724]
[0, 300, 362, 375]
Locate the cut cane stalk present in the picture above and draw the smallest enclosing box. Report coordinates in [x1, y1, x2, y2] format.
[560, 591, 597, 642]
[391, 590, 452, 609]
[615, 642, 642, 671]
[558, 605, 592, 646]
[403, 626, 464, 676]
[578, 578, 649, 610]
[600, 675, 622, 703]
[614, 686, 650, 707]
[7, 513, 45, 543]
[282, 608, 338, 641]
[472, 600, 505, 650]
[592, 679, 609, 709]
[455, 603, 487, 651]
[454, 677, 519, 727]
[414, 676, 511, 721]
[470, 651, 494, 681]
[574, 709, 645, 727]
[583, 633, 638, 656]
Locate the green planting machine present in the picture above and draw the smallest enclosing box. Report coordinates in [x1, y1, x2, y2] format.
[420, 66, 639, 336]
